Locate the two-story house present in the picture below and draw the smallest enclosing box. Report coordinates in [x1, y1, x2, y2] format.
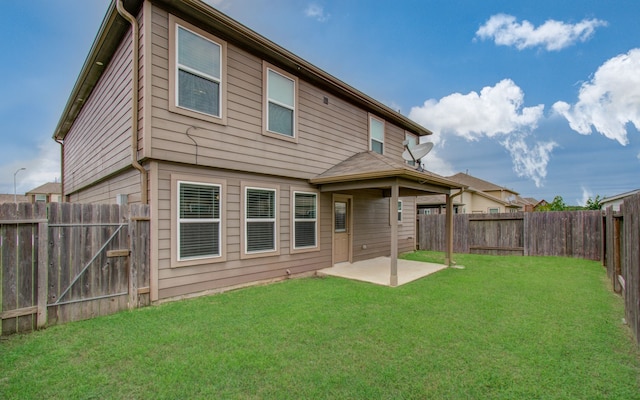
[53, 0, 463, 301]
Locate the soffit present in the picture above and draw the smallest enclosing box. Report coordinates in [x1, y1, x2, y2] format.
[53, 0, 142, 141]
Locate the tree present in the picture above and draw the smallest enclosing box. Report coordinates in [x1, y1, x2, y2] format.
[538, 195, 567, 211]
[585, 195, 603, 210]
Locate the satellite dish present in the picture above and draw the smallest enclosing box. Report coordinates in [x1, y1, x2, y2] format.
[402, 142, 433, 163]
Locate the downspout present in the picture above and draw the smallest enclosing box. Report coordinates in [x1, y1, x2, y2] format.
[445, 187, 465, 266]
[55, 138, 65, 202]
[116, 0, 148, 204]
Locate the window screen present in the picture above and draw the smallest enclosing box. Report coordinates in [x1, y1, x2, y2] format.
[370, 117, 384, 154]
[177, 26, 222, 117]
[267, 69, 295, 137]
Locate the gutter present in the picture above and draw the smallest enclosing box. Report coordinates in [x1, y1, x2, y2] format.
[116, 0, 148, 204]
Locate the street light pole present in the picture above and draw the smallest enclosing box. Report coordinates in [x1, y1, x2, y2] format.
[14, 167, 26, 203]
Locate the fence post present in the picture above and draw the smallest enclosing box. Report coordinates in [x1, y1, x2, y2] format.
[523, 213, 529, 256]
[128, 205, 138, 310]
[37, 221, 49, 329]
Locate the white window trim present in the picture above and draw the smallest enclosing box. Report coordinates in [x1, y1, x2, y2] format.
[368, 114, 385, 154]
[170, 174, 227, 268]
[398, 200, 403, 223]
[168, 14, 227, 125]
[262, 62, 298, 143]
[241, 182, 280, 259]
[291, 189, 320, 253]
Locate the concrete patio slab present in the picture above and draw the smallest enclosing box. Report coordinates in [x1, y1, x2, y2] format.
[317, 256, 448, 287]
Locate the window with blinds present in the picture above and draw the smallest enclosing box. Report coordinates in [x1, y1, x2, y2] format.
[245, 187, 276, 253]
[178, 182, 221, 260]
[294, 192, 317, 249]
[177, 25, 222, 117]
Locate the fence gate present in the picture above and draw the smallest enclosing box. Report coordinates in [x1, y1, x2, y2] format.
[1, 203, 149, 335]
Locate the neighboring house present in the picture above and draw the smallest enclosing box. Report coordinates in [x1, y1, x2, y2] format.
[533, 199, 548, 211]
[0, 194, 29, 204]
[53, 0, 464, 300]
[418, 172, 521, 214]
[517, 196, 539, 212]
[25, 182, 62, 203]
[416, 194, 463, 214]
[601, 189, 640, 212]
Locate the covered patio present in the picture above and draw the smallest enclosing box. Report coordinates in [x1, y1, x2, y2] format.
[310, 151, 466, 286]
[317, 256, 448, 286]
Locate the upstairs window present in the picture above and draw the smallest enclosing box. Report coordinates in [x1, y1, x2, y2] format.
[177, 181, 221, 260]
[169, 16, 227, 124]
[245, 187, 277, 253]
[293, 192, 317, 249]
[264, 63, 298, 140]
[369, 115, 385, 154]
[177, 25, 222, 117]
[404, 132, 418, 166]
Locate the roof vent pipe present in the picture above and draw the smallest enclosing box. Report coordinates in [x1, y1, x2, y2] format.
[116, 0, 148, 204]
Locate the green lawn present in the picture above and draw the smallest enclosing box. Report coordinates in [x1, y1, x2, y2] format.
[2, 252, 639, 399]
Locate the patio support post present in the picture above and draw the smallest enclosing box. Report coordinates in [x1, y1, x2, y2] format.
[445, 193, 453, 266]
[445, 188, 464, 266]
[390, 182, 399, 286]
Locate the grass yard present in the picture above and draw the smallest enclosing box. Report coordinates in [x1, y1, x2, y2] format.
[2, 252, 639, 399]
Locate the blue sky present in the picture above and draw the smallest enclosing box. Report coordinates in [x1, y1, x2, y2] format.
[1, 0, 639, 205]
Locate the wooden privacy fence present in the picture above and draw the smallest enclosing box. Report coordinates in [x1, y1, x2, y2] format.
[603, 193, 640, 346]
[417, 211, 602, 260]
[1, 202, 150, 336]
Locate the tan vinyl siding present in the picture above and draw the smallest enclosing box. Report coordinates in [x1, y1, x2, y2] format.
[349, 191, 416, 262]
[64, 11, 145, 197]
[66, 167, 143, 204]
[398, 197, 417, 254]
[155, 161, 331, 299]
[147, 5, 412, 181]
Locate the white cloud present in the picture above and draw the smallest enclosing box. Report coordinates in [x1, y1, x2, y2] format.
[304, 3, 330, 22]
[552, 48, 640, 145]
[476, 14, 607, 51]
[502, 135, 557, 188]
[409, 79, 556, 187]
[409, 79, 544, 142]
[0, 140, 60, 195]
[578, 186, 593, 207]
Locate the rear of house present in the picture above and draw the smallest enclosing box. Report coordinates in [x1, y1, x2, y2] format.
[53, 0, 462, 302]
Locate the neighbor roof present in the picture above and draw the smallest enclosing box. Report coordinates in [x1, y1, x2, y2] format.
[25, 182, 62, 195]
[53, 0, 432, 141]
[447, 172, 518, 194]
[602, 189, 640, 203]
